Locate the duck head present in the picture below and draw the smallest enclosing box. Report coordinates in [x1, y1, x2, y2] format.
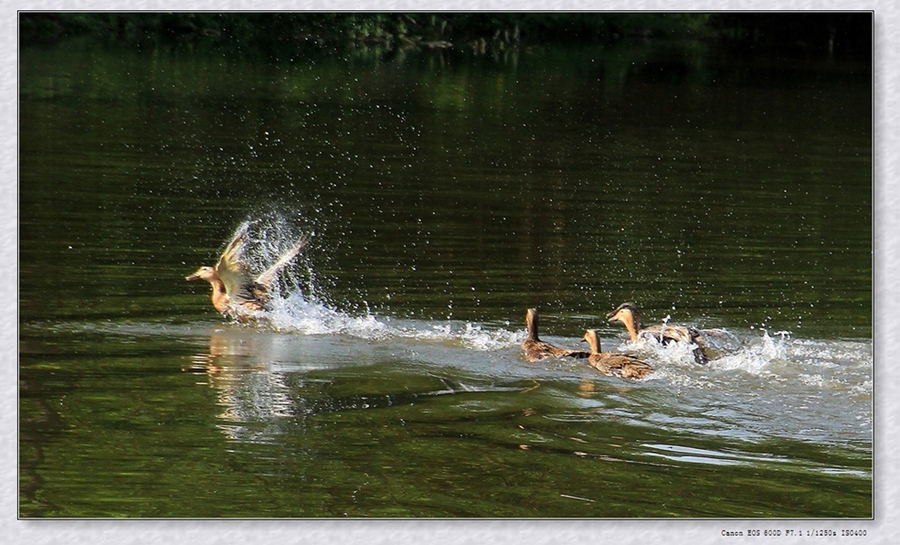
[186, 266, 218, 282]
[581, 329, 602, 354]
[607, 302, 643, 330]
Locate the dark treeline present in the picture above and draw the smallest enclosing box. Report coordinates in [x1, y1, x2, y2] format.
[20, 12, 871, 60]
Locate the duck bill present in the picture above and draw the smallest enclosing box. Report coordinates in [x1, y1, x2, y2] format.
[185, 273, 201, 281]
[606, 312, 617, 322]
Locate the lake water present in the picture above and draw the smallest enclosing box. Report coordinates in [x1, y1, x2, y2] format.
[19, 38, 871, 519]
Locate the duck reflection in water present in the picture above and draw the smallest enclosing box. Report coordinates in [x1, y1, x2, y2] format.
[186, 330, 302, 443]
[522, 308, 590, 362]
[186, 222, 307, 322]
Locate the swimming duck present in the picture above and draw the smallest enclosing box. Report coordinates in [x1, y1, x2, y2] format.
[186, 223, 307, 321]
[580, 329, 653, 379]
[606, 302, 709, 364]
[522, 308, 590, 362]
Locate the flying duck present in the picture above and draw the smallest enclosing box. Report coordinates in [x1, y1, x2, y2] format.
[186, 222, 307, 321]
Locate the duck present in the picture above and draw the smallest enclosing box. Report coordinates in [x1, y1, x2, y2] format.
[522, 308, 590, 362]
[580, 329, 653, 379]
[186, 222, 307, 321]
[606, 302, 709, 364]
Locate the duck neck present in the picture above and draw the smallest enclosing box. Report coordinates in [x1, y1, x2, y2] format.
[526, 311, 540, 341]
[208, 278, 230, 314]
[623, 313, 641, 341]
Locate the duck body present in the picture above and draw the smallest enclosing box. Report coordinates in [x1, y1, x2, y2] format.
[184, 265, 269, 318]
[522, 308, 590, 362]
[581, 329, 653, 379]
[187, 222, 307, 322]
[607, 302, 709, 364]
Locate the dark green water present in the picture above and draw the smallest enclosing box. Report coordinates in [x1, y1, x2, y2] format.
[19, 39, 871, 519]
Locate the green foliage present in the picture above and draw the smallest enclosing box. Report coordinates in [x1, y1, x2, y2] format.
[18, 12, 869, 61]
[19, 12, 709, 46]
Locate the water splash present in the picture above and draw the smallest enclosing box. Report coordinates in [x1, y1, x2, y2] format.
[707, 330, 784, 373]
[222, 207, 322, 303]
[257, 285, 522, 352]
[265, 292, 391, 338]
[209, 211, 871, 393]
[213, 210, 521, 349]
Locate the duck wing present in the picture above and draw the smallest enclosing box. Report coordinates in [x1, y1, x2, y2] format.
[643, 324, 694, 343]
[523, 341, 590, 362]
[591, 353, 652, 379]
[214, 223, 263, 304]
[642, 324, 709, 364]
[255, 236, 308, 288]
[561, 350, 591, 359]
[615, 357, 653, 379]
[697, 328, 743, 356]
[523, 339, 557, 362]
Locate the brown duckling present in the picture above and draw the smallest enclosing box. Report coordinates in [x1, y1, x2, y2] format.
[186, 223, 307, 321]
[606, 302, 709, 364]
[522, 308, 590, 362]
[580, 329, 653, 379]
